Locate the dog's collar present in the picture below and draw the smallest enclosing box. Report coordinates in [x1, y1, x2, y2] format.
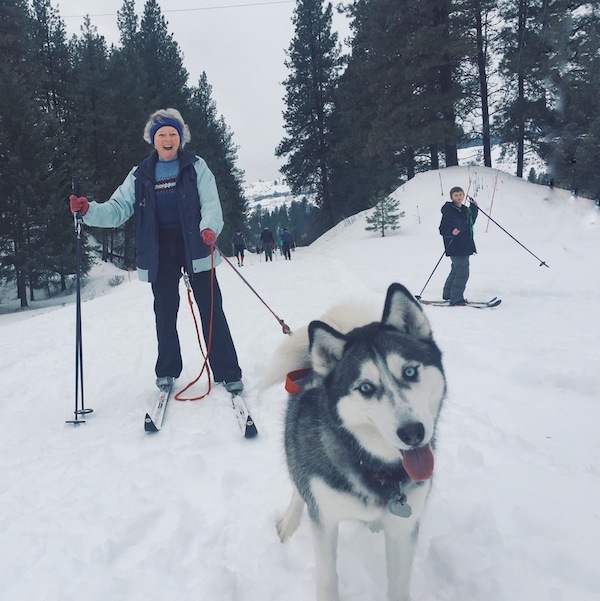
[359, 460, 406, 486]
[359, 460, 413, 518]
[285, 368, 311, 395]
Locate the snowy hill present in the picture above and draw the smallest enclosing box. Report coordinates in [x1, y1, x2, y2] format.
[1, 166, 598, 601]
[244, 178, 300, 212]
[241, 143, 549, 215]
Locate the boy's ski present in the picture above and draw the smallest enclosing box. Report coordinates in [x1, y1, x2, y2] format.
[419, 297, 501, 308]
[470, 298, 501, 307]
[231, 392, 258, 438]
[144, 383, 173, 432]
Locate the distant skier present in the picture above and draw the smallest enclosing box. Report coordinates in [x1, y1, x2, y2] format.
[439, 186, 478, 306]
[231, 230, 246, 267]
[260, 227, 275, 262]
[280, 228, 293, 260]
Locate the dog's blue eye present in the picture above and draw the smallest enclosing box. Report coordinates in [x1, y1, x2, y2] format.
[403, 366, 418, 381]
[357, 382, 376, 396]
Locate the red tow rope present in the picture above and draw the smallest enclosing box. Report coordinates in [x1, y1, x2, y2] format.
[174, 242, 293, 401]
[174, 250, 216, 401]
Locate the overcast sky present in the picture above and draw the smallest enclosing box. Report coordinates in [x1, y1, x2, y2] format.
[54, 0, 351, 183]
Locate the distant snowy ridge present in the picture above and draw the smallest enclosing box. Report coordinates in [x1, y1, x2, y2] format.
[244, 179, 315, 212]
[243, 143, 549, 213]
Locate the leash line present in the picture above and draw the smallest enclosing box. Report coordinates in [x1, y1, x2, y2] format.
[174, 250, 216, 401]
[175, 239, 294, 401]
[214, 243, 292, 335]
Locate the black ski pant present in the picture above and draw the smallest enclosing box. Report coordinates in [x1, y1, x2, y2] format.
[233, 244, 245, 264]
[152, 229, 242, 383]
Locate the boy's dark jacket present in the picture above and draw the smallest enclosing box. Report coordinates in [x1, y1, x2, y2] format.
[439, 201, 478, 256]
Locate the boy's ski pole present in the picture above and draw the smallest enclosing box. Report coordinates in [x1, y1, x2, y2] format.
[468, 197, 549, 267]
[415, 250, 446, 300]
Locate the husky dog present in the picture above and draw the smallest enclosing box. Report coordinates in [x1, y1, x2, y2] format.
[276, 283, 445, 601]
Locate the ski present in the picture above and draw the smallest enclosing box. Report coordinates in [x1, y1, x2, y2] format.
[470, 298, 501, 307]
[144, 383, 173, 432]
[231, 392, 258, 439]
[418, 297, 501, 308]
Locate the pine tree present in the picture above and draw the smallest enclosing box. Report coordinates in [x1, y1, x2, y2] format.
[365, 195, 405, 237]
[67, 18, 117, 264]
[534, 1, 599, 197]
[30, 0, 70, 117]
[329, 0, 403, 220]
[67, 18, 113, 194]
[117, 0, 138, 47]
[29, 0, 88, 290]
[468, 0, 497, 167]
[186, 73, 247, 246]
[496, 0, 555, 177]
[276, 0, 341, 231]
[137, 0, 189, 110]
[103, 0, 153, 268]
[0, 0, 59, 306]
[331, 0, 469, 219]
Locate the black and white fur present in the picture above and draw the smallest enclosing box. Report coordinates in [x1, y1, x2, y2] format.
[276, 283, 446, 601]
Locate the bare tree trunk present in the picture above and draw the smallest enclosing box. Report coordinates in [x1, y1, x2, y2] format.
[516, 0, 526, 178]
[430, 144, 440, 170]
[475, 0, 492, 167]
[17, 270, 28, 308]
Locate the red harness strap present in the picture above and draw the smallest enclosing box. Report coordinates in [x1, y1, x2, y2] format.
[285, 368, 311, 395]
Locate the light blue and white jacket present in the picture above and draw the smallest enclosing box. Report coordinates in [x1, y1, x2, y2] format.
[82, 149, 223, 282]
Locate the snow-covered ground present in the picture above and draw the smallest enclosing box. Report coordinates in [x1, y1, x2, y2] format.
[1, 165, 598, 601]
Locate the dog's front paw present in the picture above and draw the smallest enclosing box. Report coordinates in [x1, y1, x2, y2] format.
[276, 512, 300, 542]
[276, 518, 288, 542]
[277, 489, 305, 541]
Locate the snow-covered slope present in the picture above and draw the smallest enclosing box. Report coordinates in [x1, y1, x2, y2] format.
[0, 166, 598, 601]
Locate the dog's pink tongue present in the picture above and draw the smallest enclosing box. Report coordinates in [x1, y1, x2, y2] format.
[402, 445, 434, 481]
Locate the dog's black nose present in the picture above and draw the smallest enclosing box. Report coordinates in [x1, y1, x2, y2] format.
[397, 422, 425, 447]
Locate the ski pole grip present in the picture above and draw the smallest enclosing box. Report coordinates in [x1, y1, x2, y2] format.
[71, 176, 84, 227]
[71, 176, 81, 197]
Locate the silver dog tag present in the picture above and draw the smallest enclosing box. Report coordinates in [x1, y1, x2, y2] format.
[388, 491, 412, 518]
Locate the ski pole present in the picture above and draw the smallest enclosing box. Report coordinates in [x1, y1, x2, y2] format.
[415, 235, 455, 300]
[468, 197, 549, 267]
[415, 250, 446, 300]
[66, 176, 93, 425]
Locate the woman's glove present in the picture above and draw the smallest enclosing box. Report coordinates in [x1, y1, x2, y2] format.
[69, 195, 89, 216]
[201, 228, 217, 246]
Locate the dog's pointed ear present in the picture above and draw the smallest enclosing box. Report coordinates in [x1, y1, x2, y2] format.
[382, 283, 433, 340]
[308, 320, 347, 378]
